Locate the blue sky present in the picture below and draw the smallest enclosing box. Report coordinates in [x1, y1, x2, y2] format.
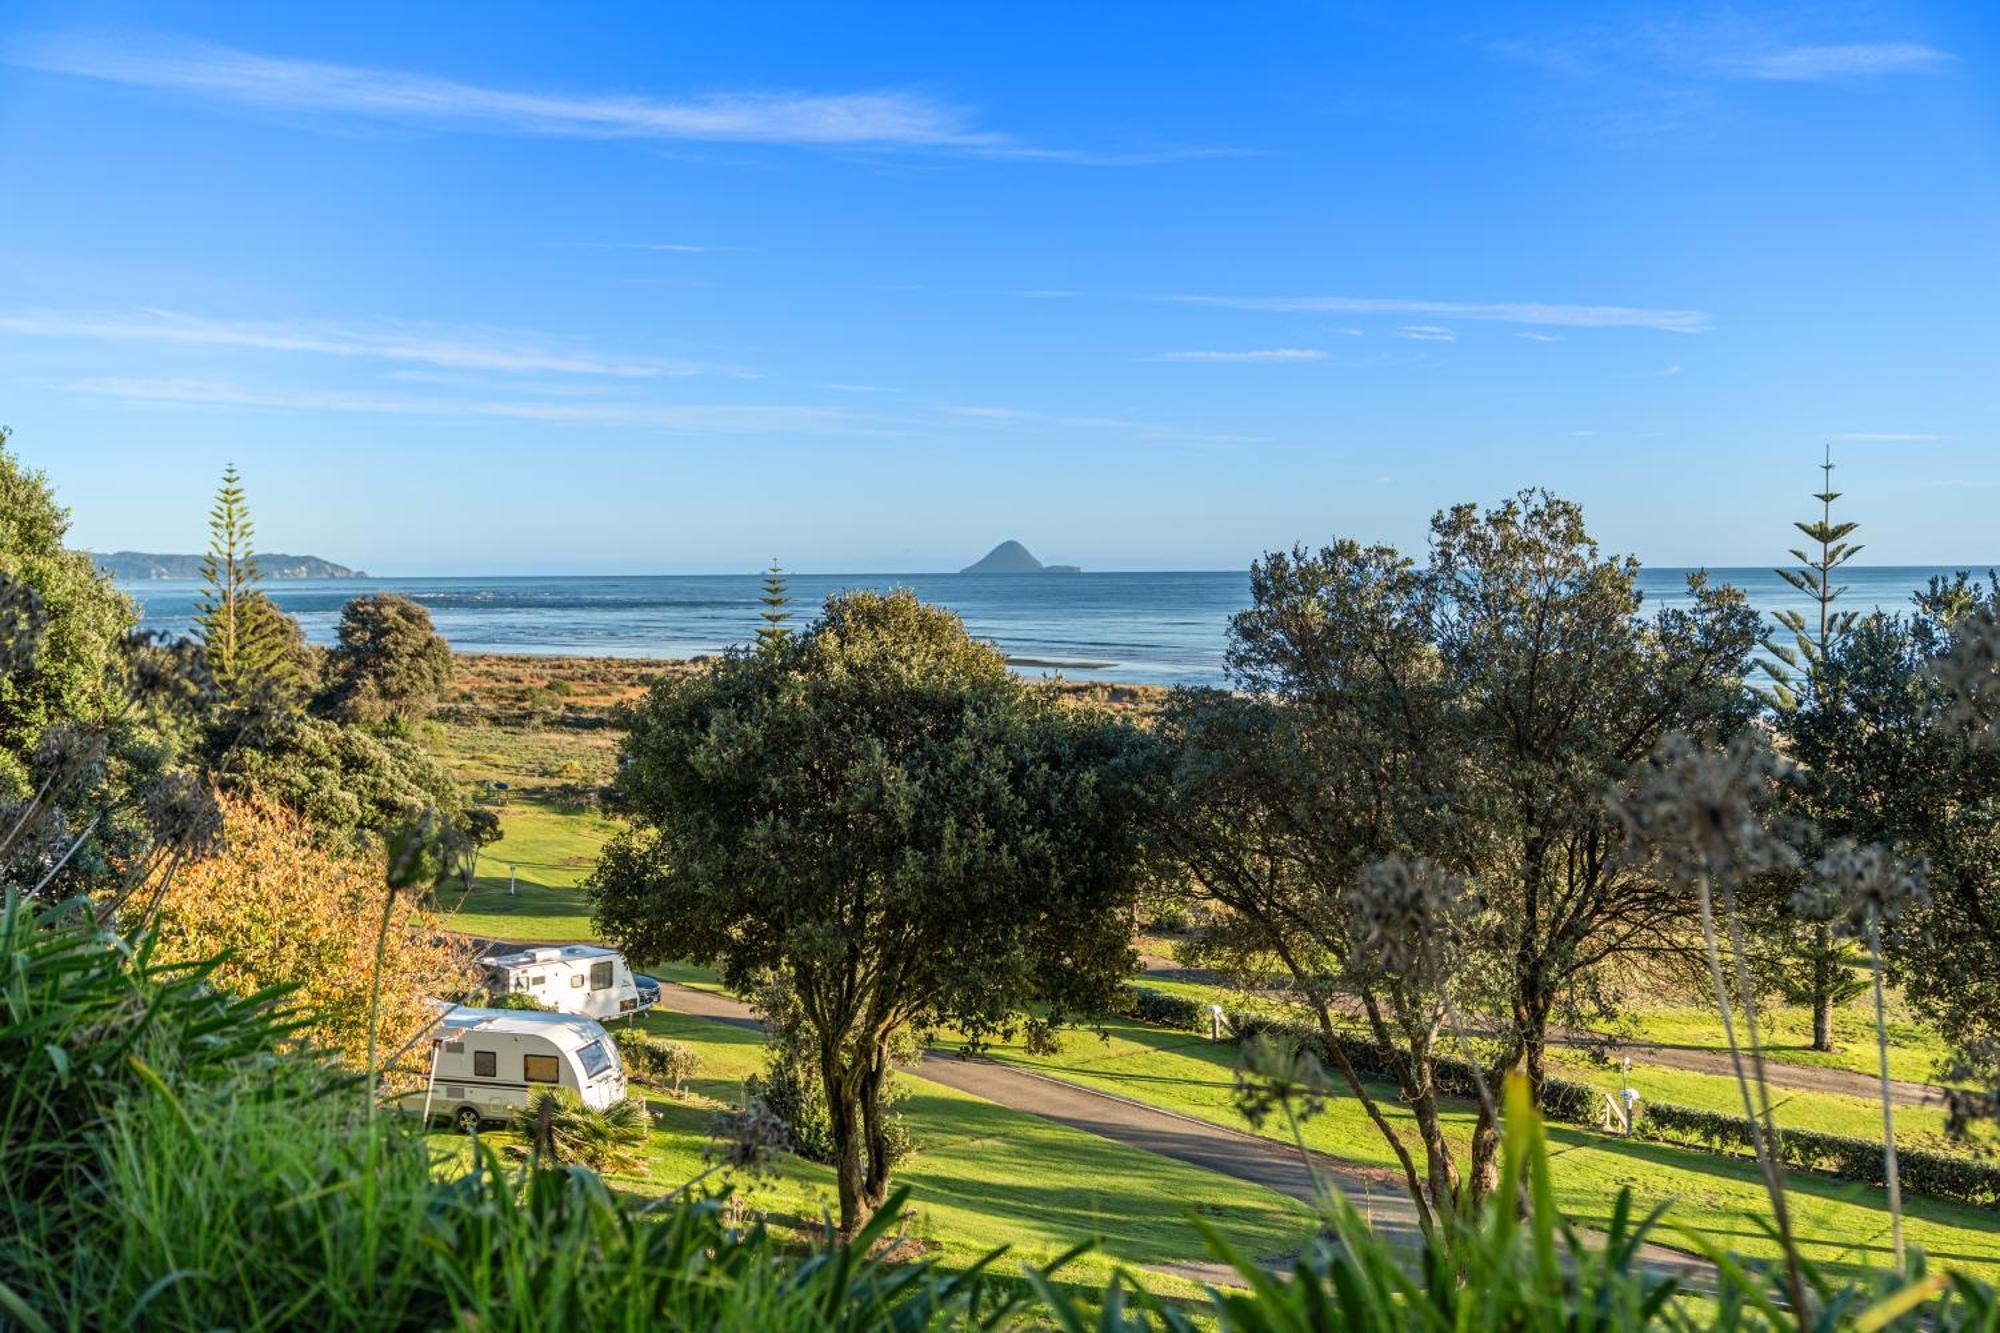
[2, 1, 1996, 574]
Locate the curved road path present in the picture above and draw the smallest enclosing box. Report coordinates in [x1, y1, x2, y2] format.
[651, 975, 1711, 1285]
[1139, 962, 1945, 1108]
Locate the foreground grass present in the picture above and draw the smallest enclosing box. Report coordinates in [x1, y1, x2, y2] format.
[426, 1006, 1317, 1302]
[963, 1016, 2000, 1282]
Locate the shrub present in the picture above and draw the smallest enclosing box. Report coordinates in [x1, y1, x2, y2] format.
[614, 1028, 700, 1093]
[320, 593, 455, 726]
[222, 712, 473, 842]
[744, 1043, 838, 1164]
[1118, 984, 1206, 1032]
[1634, 1100, 2000, 1209]
[145, 796, 474, 1068]
[488, 991, 556, 1012]
[511, 1090, 650, 1172]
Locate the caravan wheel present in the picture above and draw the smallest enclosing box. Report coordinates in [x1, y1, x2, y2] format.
[454, 1106, 483, 1132]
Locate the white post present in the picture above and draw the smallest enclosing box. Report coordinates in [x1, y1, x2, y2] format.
[1208, 1003, 1223, 1042]
[419, 1038, 443, 1126]
[509, 863, 518, 896]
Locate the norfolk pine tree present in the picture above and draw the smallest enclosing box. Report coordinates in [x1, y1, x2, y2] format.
[195, 466, 301, 707]
[1755, 450, 1870, 1051]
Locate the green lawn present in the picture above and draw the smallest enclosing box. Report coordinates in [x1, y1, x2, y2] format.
[1580, 1005, 1950, 1086]
[1544, 1051, 1959, 1152]
[426, 1005, 1318, 1302]
[959, 1016, 2000, 1282]
[1133, 968, 1950, 1088]
[442, 797, 617, 942]
[433, 787, 1994, 1285]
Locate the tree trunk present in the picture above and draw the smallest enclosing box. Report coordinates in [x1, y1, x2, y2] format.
[858, 1044, 893, 1213]
[1522, 990, 1552, 1097]
[1467, 1098, 1502, 1208]
[1811, 924, 1835, 1052]
[821, 1046, 870, 1238]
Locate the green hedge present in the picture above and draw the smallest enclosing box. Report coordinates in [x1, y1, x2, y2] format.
[1116, 982, 1999, 1211]
[1117, 985, 1207, 1032]
[1634, 1100, 2000, 1210]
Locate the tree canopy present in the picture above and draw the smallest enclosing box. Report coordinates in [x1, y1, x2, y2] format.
[0, 428, 135, 799]
[1157, 490, 1761, 1215]
[589, 588, 1152, 1234]
[321, 593, 454, 726]
[196, 466, 306, 708]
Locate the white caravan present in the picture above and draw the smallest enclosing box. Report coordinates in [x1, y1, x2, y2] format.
[403, 1006, 628, 1130]
[479, 944, 660, 1021]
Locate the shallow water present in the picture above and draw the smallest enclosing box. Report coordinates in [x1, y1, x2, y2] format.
[122, 565, 1994, 688]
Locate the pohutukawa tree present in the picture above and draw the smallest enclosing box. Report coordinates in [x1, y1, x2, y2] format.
[321, 593, 454, 726]
[1161, 489, 1760, 1205]
[589, 588, 1151, 1235]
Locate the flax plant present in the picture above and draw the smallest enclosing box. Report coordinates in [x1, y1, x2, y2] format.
[1616, 732, 1810, 1323]
[1793, 840, 1929, 1269]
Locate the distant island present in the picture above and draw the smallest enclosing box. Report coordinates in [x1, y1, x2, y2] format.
[93, 551, 367, 580]
[960, 540, 1080, 575]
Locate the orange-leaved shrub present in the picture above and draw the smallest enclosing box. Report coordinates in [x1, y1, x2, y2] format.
[143, 796, 473, 1068]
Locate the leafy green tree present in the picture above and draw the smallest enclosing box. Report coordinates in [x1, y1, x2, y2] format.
[755, 559, 792, 651]
[589, 589, 1151, 1235]
[321, 593, 454, 726]
[1750, 452, 1870, 1050]
[1199, 490, 1759, 1200]
[221, 711, 483, 845]
[1786, 578, 2000, 1059]
[195, 466, 302, 707]
[0, 428, 136, 799]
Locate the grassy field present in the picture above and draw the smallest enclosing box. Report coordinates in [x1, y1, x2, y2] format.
[424, 1004, 1318, 1302]
[443, 797, 613, 941]
[425, 658, 1992, 1293]
[1133, 965, 1952, 1089]
[959, 1016, 2000, 1281]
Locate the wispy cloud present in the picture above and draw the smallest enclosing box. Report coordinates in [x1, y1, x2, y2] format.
[1835, 431, 1949, 442]
[14, 34, 1223, 163]
[0, 307, 725, 378]
[947, 403, 1254, 445]
[1396, 326, 1456, 342]
[580, 241, 706, 253]
[57, 375, 871, 434]
[1151, 348, 1325, 363]
[1172, 293, 1708, 334]
[1516, 330, 1565, 342]
[1711, 41, 1949, 82]
[950, 405, 1037, 420]
[1661, 363, 1682, 376]
[1498, 20, 1950, 88]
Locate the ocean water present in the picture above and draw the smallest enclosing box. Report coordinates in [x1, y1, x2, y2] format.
[121, 566, 1993, 689]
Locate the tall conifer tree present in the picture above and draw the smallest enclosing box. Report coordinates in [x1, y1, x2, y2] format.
[1758, 447, 1862, 710]
[756, 559, 793, 651]
[1756, 449, 1869, 1050]
[195, 465, 299, 705]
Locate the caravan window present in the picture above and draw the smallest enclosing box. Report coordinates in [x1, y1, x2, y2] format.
[473, 1050, 496, 1078]
[570, 974, 584, 988]
[577, 1040, 612, 1079]
[590, 961, 614, 991]
[524, 1054, 559, 1084]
